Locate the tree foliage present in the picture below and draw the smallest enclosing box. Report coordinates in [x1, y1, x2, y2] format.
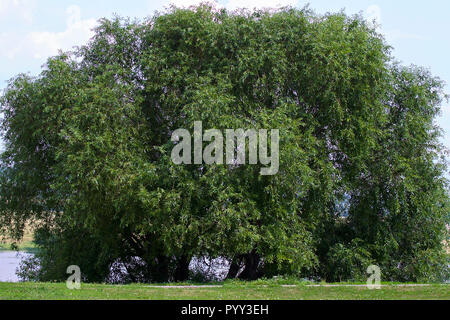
[1, 4, 448, 283]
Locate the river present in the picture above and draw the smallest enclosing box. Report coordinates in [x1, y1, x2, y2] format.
[0, 251, 31, 282]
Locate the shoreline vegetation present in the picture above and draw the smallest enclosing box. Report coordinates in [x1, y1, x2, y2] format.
[0, 282, 448, 300]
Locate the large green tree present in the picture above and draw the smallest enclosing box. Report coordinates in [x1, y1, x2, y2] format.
[1, 5, 448, 283]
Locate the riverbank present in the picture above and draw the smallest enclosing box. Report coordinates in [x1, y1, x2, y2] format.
[0, 227, 36, 252]
[0, 243, 37, 252]
[0, 251, 34, 283]
[0, 282, 449, 300]
[0, 228, 36, 283]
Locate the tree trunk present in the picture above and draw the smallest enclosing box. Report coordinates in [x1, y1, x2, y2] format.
[226, 256, 242, 279]
[151, 255, 170, 283]
[238, 251, 261, 280]
[174, 255, 191, 282]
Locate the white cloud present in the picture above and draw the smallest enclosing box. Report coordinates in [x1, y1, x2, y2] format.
[0, 0, 34, 23]
[365, 4, 382, 29]
[364, 5, 424, 42]
[27, 5, 97, 59]
[0, 32, 24, 59]
[0, 5, 97, 61]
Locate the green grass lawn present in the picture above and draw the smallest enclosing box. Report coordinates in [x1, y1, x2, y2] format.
[0, 282, 448, 300]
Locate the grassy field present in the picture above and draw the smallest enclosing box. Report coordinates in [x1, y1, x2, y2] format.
[0, 227, 36, 252]
[0, 282, 448, 300]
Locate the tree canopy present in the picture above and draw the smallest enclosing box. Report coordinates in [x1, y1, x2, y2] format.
[1, 4, 448, 283]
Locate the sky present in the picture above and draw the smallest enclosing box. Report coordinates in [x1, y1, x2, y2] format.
[0, 0, 449, 167]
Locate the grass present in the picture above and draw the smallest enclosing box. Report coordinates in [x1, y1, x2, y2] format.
[0, 281, 448, 300]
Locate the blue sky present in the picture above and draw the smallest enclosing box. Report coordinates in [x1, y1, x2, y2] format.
[1, 0, 449, 167]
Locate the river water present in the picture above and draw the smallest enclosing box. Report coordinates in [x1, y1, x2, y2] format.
[0, 251, 31, 282]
